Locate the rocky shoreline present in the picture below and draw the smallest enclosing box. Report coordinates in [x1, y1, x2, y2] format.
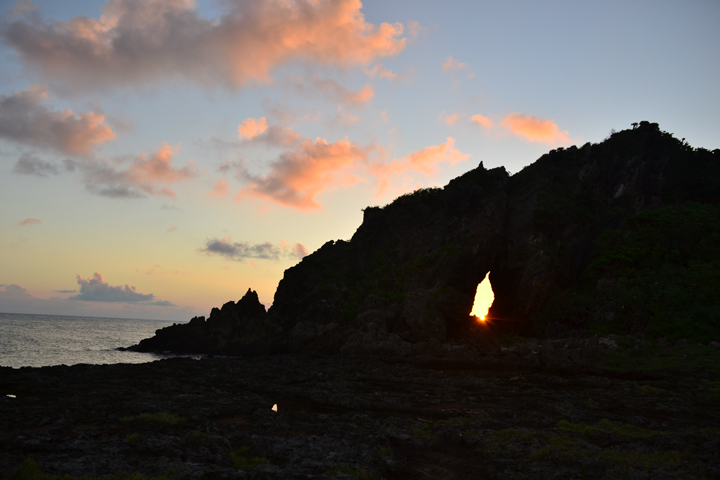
[2, 337, 720, 479]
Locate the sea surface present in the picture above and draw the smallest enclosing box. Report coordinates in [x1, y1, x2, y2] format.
[0, 313, 179, 368]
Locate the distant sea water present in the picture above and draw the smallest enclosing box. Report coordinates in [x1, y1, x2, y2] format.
[0, 313, 178, 368]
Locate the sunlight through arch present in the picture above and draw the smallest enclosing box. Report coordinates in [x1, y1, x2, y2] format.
[470, 273, 494, 322]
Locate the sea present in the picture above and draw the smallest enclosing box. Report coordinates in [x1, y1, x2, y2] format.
[0, 313, 179, 368]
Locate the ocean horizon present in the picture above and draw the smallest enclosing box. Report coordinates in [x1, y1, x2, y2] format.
[0, 312, 179, 368]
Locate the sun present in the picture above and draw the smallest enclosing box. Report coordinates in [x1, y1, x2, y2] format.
[470, 273, 494, 320]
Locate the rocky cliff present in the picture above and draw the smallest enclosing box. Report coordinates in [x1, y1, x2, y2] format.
[129, 122, 720, 356]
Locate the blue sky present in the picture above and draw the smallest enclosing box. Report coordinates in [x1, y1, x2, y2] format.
[0, 0, 718, 320]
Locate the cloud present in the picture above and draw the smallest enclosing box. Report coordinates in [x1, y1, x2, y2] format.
[439, 112, 459, 126]
[238, 117, 268, 140]
[208, 179, 230, 198]
[0, 280, 187, 319]
[406, 21, 425, 41]
[2, 0, 407, 92]
[12, 153, 63, 176]
[239, 123, 302, 149]
[201, 237, 308, 262]
[18, 218, 41, 226]
[237, 135, 369, 210]
[70, 271, 168, 304]
[280, 240, 309, 259]
[149, 300, 175, 307]
[441, 56, 467, 72]
[0, 86, 115, 154]
[293, 76, 375, 106]
[8, 133, 195, 203]
[470, 114, 493, 129]
[71, 143, 197, 198]
[293, 243, 309, 258]
[370, 137, 470, 197]
[144, 264, 187, 276]
[232, 119, 471, 209]
[165, 226, 177, 233]
[364, 64, 405, 81]
[0, 283, 34, 299]
[332, 106, 360, 126]
[345, 84, 375, 105]
[500, 113, 570, 144]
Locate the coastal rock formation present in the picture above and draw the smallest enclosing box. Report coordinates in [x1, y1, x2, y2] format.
[130, 289, 282, 355]
[129, 122, 720, 355]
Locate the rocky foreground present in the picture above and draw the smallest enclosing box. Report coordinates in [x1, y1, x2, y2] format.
[2, 337, 720, 479]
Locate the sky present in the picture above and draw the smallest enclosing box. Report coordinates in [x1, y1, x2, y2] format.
[0, 0, 718, 321]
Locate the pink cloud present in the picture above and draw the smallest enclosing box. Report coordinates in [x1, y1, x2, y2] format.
[292, 243, 309, 259]
[19, 218, 41, 226]
[500, 113, 570, 144]
[165, 226, 177, 233]
[293, 76, 375, 106]
[470, 114, 493, 129]
[440, 112, 460, 126]
[2, 0, 408, 92]
[441, 55, 467, 72]
[370, 137, 470, 197]
[280, 240, 309, 259]
[344, 84, 375, 105]
[365, 64, 405, 81]
[0, 86, 115, 154]
[233, 119, 470, 210]
[208, 179, 230, 198]
[238, 117, 268, 140]
[248, 125, 303, 148]
[332, 106, 360, 126]
[238, 136, 369, 210]
[72, 143, 197, 198]
[129, 143, 193, 185]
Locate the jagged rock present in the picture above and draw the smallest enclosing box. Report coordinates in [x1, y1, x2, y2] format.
[128, 289, 282, 355]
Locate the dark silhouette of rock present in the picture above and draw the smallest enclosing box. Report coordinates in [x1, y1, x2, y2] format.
[266, 121, 720, 342]
[129, 288, 282, 355]
[130, 122, 720, 355]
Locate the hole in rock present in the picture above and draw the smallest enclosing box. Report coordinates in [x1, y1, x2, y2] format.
[470, 273, 494, 322]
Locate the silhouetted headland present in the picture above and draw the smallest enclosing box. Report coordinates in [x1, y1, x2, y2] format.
[128, 121, 720, 358]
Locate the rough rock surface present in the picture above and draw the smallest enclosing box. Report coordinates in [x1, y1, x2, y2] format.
[2, 341, 720, 479]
